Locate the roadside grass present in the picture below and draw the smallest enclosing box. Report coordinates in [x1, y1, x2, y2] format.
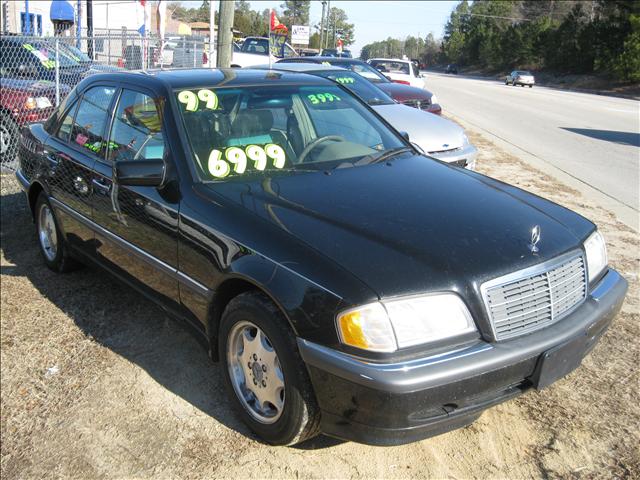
[1, 127, 638, 478]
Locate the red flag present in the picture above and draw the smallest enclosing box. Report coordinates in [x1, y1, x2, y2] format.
[270, 10, 288, 33]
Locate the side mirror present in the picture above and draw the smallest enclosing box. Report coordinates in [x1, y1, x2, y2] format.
[399, 131, 410, 142]
[115, 159, 165, 187]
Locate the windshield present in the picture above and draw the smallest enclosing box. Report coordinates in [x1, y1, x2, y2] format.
[342, 62, 390, 83]
[59, 43, 91, 63]
[369, 60, 410, 75]
[312, 70, 394, 106]
[20, 41, 79, 68]
[175, 84, 406, 181]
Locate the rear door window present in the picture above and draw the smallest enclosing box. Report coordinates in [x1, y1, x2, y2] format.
[55, 100, 79, 142]
[70, 86, 116, 156]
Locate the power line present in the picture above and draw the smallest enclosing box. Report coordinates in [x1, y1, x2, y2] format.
[460, 12, 533, 22]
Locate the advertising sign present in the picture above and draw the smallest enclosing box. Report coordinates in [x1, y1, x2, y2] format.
[291, 25, 310, 45]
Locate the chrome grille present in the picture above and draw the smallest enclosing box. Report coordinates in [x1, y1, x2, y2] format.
[482, 253, 587, 341]
[402, 99, 431, 110]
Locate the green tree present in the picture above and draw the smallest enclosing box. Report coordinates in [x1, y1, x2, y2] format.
[442, 0, 470, 63]
[326, 7, 355, 47]
[421, 33, 441, 66]
[614, 13, 640, 81]
[309, 32, 321, 49]
[281, 1, 310, 26]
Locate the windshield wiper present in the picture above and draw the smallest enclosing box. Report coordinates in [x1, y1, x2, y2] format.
[357, 146, 412, 166]
[368, 99, 393, 106]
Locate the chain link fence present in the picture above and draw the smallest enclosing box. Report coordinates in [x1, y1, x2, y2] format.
[0, 33, 209, 172]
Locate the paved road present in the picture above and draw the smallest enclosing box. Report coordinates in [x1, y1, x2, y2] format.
[424, 72, 639, 230]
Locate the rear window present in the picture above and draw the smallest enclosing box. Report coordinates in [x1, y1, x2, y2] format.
[242, 39, 269, 55]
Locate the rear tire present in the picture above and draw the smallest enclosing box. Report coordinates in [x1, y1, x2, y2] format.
[35, 193, 81, 273]
[219, 291, 320, 445]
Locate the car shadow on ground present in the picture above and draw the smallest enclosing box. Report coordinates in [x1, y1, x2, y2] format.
[560, 127, 640, 147]
[0, 188, 344, 450]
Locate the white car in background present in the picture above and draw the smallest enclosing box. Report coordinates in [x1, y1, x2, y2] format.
[251, 63, 477, 169]
[368, 58, 425, 89]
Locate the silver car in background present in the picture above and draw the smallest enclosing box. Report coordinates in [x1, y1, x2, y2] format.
[506, 70, 535, 87]
[251, 63, 478, 169]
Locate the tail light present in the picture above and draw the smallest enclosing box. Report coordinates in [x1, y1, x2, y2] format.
[203, 52, 208, 64]
[393, 80, 410, 85]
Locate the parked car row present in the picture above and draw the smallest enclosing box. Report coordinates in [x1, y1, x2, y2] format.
[277, 57, 441, 115]
[16, 68, 627, 448]
[257, 62, 476, 169]
[0, 35, 124, 166]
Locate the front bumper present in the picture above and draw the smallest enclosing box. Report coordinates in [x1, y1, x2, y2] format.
[428, 142, 478, 170]
[298, 268, 627, 446]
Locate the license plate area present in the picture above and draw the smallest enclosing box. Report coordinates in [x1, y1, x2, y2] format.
[531, 335, 589, 390]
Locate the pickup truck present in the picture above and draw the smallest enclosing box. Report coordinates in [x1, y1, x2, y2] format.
[210, 36, 297, 68]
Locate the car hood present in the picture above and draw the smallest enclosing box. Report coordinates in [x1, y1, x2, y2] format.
[0, 77, 70, 97]
[377, 82, 433, 101]
[210, 154, 593, 305]
[373, 104, 464, 152]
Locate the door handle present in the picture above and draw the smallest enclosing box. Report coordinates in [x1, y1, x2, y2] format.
[92, 178, 111, 195]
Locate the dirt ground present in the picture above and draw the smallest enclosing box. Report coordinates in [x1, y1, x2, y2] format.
[1, 127, 639, 479]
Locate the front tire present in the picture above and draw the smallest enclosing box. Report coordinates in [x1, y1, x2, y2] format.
[35, 193, 80, 272]
[219, 291, 320, 445]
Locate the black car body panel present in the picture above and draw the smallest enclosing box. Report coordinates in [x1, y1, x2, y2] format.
[16, 69, 627, 446]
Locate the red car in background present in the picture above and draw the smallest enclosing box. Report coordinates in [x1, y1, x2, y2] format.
[0, 78, 68, 164]
[276, 56, 442, 115]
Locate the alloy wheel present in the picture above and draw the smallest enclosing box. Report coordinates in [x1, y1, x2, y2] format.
[38, 203, 58, 261]
[227, 320, 285, 424]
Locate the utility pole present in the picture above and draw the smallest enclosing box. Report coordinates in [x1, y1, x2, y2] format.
[216, 0, 234, 68]
[331, 7, 336, 49]
[325, 0, 330, 49]
[209, 0, 215, 68]
[87, 0, 93, 59]
[319, 0, 326, 52]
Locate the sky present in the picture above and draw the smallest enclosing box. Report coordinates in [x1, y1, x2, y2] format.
[182, 1, 460, 57]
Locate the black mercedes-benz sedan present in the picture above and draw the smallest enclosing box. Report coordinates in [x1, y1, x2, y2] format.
[16, 69, 627, 446]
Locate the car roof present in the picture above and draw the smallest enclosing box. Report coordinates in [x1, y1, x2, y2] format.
[369, 58, 410, 63]
[1, 35, 51, 46]
[82, 68, 333, 90]
[251, 63, 345, 73]
[278, 56, 367, 65]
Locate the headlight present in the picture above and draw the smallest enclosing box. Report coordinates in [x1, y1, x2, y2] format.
[24, 96, 52, 110]
[584, 230, 607, 284]
[336, 293, 477, 352]
[430, 94, 438, 104]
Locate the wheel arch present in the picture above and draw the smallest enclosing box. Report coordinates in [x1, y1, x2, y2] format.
[27, 180, 46, 219]
[206, 274, 296, 361]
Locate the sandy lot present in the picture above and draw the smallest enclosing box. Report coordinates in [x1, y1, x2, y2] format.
[1, 127, 639, 479]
